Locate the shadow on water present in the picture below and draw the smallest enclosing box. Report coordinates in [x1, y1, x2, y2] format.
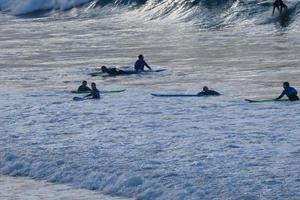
[16, 9, 53, 18]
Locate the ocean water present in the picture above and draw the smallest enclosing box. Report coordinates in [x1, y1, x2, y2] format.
[1, 0, 300, 199]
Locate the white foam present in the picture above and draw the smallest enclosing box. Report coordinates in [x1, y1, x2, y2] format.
[0, 175, 133, 200]
[1, 8, 300, 200]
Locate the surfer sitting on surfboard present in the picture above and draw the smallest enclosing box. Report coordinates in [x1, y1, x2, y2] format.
[78, 80, 91, 92]
[134, 54, 152, 72]
[272, 0, 287, 15]
[198, 86, 221, 96]
[85, 82, 100, 99]
[275, 82, 299, 101]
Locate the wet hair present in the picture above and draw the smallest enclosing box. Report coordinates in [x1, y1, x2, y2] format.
[82, 80, 87, 84]
[91, 82, 96, 87]
[138, 54, 144, 59]
[203, 86, 209, 91]
[101, 65, 107, 72]
[283, 82, 290, 87]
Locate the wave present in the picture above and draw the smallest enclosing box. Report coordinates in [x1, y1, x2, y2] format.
[0, 0, 91, 15]
[0, 0, 299, 27]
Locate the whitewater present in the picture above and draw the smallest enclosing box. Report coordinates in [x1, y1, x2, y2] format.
[1, 0, 300, 199]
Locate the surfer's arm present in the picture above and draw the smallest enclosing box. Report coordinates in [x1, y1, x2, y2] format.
[283, 4, 288, 9]
[144, 61, 152, 70]
[275, 91, 285, 100]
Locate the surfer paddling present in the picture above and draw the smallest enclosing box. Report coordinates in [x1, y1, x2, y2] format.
[272, 0, 287, 15]
[275, 82, 299, 101]
[198, 86, 221, 96]
[101, 66, 128, 76]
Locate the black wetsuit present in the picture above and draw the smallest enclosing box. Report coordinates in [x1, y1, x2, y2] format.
[277, 86, 299, 101]
[103, 68, 128, 76]
[198, 90, 221, 96]
[86, 88, 100, 99]
[78, 85, 91, 92]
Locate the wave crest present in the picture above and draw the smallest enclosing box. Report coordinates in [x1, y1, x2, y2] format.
[1, 0, 299, 27]
[0, 0, 91, 15]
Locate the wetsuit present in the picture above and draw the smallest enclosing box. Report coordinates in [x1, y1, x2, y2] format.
[198, 90, 221, 96]
[104, 67, 144, 76]
[103, 68, 128, 76]
[277, 86, 299, 101]
[134, 59, 150, 71]
[87, 88, 100, 99]
[78, 85, 91, 92]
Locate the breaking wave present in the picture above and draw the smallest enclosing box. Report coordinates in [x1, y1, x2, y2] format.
[0, 0, 300, 29]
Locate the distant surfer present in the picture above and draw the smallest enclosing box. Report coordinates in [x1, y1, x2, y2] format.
[275, 82, 299, 101]
[134, 54, 152, 72]
[272, 0, 287, 15]
[101, 66, 127, 76]
[86, 82, 100, 99]
[78, 80, 91, 92]
[198, 86, 221, 96]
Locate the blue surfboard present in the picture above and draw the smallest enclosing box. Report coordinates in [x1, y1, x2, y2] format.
[71, 89, 126, 94]
[151, 93, 200, 97]
[245, 99, 289, 103]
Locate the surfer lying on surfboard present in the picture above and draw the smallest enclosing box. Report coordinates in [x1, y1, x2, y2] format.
[272, 0, 287, 15]
[198, 86, 221, 96]
[101, 54, 152, 76]
[101, 66, 128, 75]
[275, 82, 299, 101]
[151, 86, 221, 97]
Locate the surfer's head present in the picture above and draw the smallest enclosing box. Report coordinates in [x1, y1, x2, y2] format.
[138, 54, 144, 60]
[91, 82, 96, 89]
[82, 80, 87, 86]
[101, 66, 107, 72]
[283, 82, 290, 89]
[203, 86, 209, 92]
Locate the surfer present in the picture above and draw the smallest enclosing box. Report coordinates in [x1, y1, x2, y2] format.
[101, 66, 127, 76]
[198, 86, 221, 96]
[86, 82, 100, 99]
[78, 80, 91, 92]
[134, 54, 152, 72]
[272, 0, 287, 15]
[275, 82, 299, 101]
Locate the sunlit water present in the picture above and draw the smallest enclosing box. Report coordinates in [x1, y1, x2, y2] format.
[1, 1, 300, 200]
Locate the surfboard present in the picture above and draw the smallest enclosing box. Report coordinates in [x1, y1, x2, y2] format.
[91, 69, 167, 76]
[151, 92, 221, 97]
[150, 69, 166, 73]
[245, 99, 289, 103]
[71, 89, 126, 94]
[151, 93, 200, 97]
[73, 97, 86, 101]
[89, 72, 102, 77]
